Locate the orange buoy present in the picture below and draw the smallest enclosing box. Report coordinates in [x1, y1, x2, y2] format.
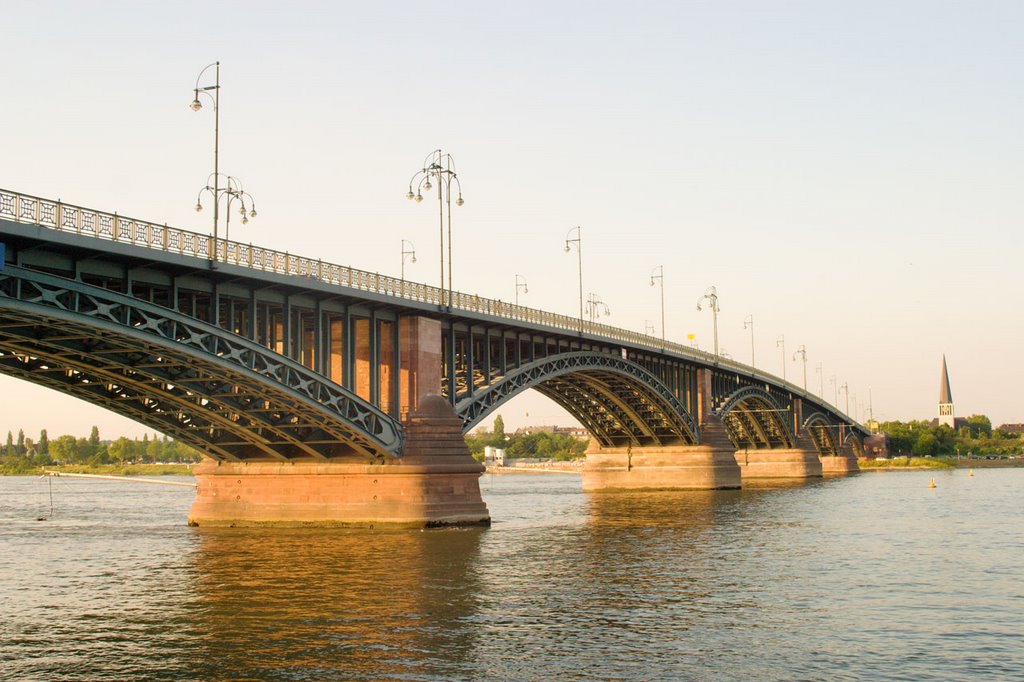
[969, 469, 974, 477]
[928, 478, 936, 489]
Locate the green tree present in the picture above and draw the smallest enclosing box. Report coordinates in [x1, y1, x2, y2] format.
[49, 435, 78, 463]
[5, 431, 13, 456]
[38, 429, 49, 456]
[493, 415, 505, 442]
[89, 425, 101, 447]
[966, 415, 992, 438]
[16, 429, 25, 456]
[913, 433, 939, 457]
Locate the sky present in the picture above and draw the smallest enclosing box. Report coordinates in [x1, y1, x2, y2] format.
[1, 1, 1021, 440]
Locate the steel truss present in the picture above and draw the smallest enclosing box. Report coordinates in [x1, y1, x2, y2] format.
[0, 266, 403, 461]
[455, 352, 699, 447]
[715, 385, 796, 449]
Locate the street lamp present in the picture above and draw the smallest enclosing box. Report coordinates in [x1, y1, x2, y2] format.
[815, 362, 824, 398]
[406, 149, 463, 308]
[840, 381, 850, 415]
[829, 375, 838, 406]
[190, 61, 223, 262]
[743, 314, 755, 367]
[776, 335, 786, 381]
[793, 345, 808, 391]
[649, 265, 665, 346]
[696, 286, 720, 358]
[586, 293, 610, 323]
[644, 320, 656, 336]
[564, 226, 583, 333]
[515, 274, 529, 306]
[195, 173, 257, 259]
[401, 239, 417, 280]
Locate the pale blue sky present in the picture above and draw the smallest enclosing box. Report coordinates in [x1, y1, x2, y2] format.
[1, 1, 1021, 438]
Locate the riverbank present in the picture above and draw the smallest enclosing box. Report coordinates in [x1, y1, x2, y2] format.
[858, 456, 1024, 470]
[0, 463, 196, 476]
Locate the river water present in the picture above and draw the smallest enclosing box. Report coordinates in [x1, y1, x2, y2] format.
[1, 469, 1022, 680]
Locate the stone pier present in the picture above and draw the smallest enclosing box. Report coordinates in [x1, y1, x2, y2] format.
[188, 395, 490, 528]
[582, 416, 741, 491]
[733, 447, 823, 479]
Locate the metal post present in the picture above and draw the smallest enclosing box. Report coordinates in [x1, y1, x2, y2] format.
[743, 314, 754, 367]
[776, 335, 786, 381]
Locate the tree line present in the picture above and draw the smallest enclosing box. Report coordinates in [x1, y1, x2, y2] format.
[879, 415, 1023, 458]
[2, 425, 202, 472]
[464, 415, 589, 462]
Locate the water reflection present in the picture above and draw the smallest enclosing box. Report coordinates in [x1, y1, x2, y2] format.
[189, 526, 484, 680]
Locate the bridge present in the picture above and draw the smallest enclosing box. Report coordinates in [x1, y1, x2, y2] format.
[0, 189, 867, 527]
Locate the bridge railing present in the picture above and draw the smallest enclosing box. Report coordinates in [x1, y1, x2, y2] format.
[0, 188, 860, 429]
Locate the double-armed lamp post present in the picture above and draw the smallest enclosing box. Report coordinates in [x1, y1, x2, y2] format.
[743, 314, 755, 367]
[190, 62, 256, 263]
[515, 274, 528, 306]
[406, 150, 463, 308]
[564, 226, 583, 332]
[696, 286, 720, 358]
[649, 265, 665, 346]
[793, 345, 808, 391]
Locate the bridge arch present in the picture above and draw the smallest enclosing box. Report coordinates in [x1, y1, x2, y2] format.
[0, 266, 403, 461]
[802, 411, 841, 457]
[454, 351, 699, 448]
[716, 385, 795, 449]
[842, 430, 865, 458]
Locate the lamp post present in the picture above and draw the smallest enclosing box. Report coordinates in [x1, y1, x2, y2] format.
[515, 274, 528, 306]
[840, 381, 850, 415]
[829, 375, 838, 406]
[793, 345, 807, 390]
[644, 320, 656, 335]
[564, 226, 583, 333]
[406, 149, 463, 308]
[776, 335, 786, 381]
[815, 362, 824, 398]
[649, 265, 665, 346]
[194, 173, 257, 260]
[190, 61, 222, 262]
[401, 238, 417, 279]
[696, 286, 720, 358]
[586, 293, 610, 323]
[743, 314, 755, 367]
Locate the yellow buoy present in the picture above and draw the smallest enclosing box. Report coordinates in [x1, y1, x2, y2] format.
[969, 469, 974, 477]
[928, 478, 936, 489]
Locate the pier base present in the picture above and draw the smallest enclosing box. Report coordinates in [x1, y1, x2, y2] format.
[188, 396, 490, 528]
[820, 454, 860, 475]
[734, 448, 823, 479]
[582, 444, 741, 491]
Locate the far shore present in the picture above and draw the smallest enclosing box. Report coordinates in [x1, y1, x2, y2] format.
[1, 463, 196, 477]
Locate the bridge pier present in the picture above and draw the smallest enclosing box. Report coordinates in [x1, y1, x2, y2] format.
[819, 455, 859, 475]
[733, 448, 823, 479]
[188, 396, 490, 528]
[582, 417, 741, 491]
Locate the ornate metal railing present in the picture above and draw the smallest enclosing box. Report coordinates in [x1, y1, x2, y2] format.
[0, 188, 860, 429]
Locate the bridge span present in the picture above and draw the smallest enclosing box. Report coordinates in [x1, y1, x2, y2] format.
[0, 189, 867, 526]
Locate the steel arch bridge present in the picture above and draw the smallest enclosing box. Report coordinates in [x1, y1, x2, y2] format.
[0, 188, 870, 463]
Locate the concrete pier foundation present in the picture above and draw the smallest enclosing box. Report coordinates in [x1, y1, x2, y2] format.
[188, 396, 490, 528]
[733, 448, 823, 479]
[582, 414, 741, 491]
[820, 454, 860, 475]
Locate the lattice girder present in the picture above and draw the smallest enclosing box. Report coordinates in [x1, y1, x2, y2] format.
[715, 386, 795, 449]
[455, 351, 699, 447]
[0, 267, 403, 461]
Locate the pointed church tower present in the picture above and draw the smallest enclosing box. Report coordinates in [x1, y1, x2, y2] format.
[938, 355, 955, 428]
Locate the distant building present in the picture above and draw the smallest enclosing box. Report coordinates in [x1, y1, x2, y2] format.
[864, 433, 890, 459]
[933, 355, 968, 430]
[513, 424, 589, 439]
[483, 446, 506, 466]
[998, 424, 1024, 435]
[937, 354, 955, 428]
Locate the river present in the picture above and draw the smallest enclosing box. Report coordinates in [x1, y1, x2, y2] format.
[1, 469, 1021, 680]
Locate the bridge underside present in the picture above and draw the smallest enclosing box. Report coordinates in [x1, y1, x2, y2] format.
[0, 267, 403, 462]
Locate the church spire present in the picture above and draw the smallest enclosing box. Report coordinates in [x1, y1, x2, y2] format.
[938, 355, 954, 427]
